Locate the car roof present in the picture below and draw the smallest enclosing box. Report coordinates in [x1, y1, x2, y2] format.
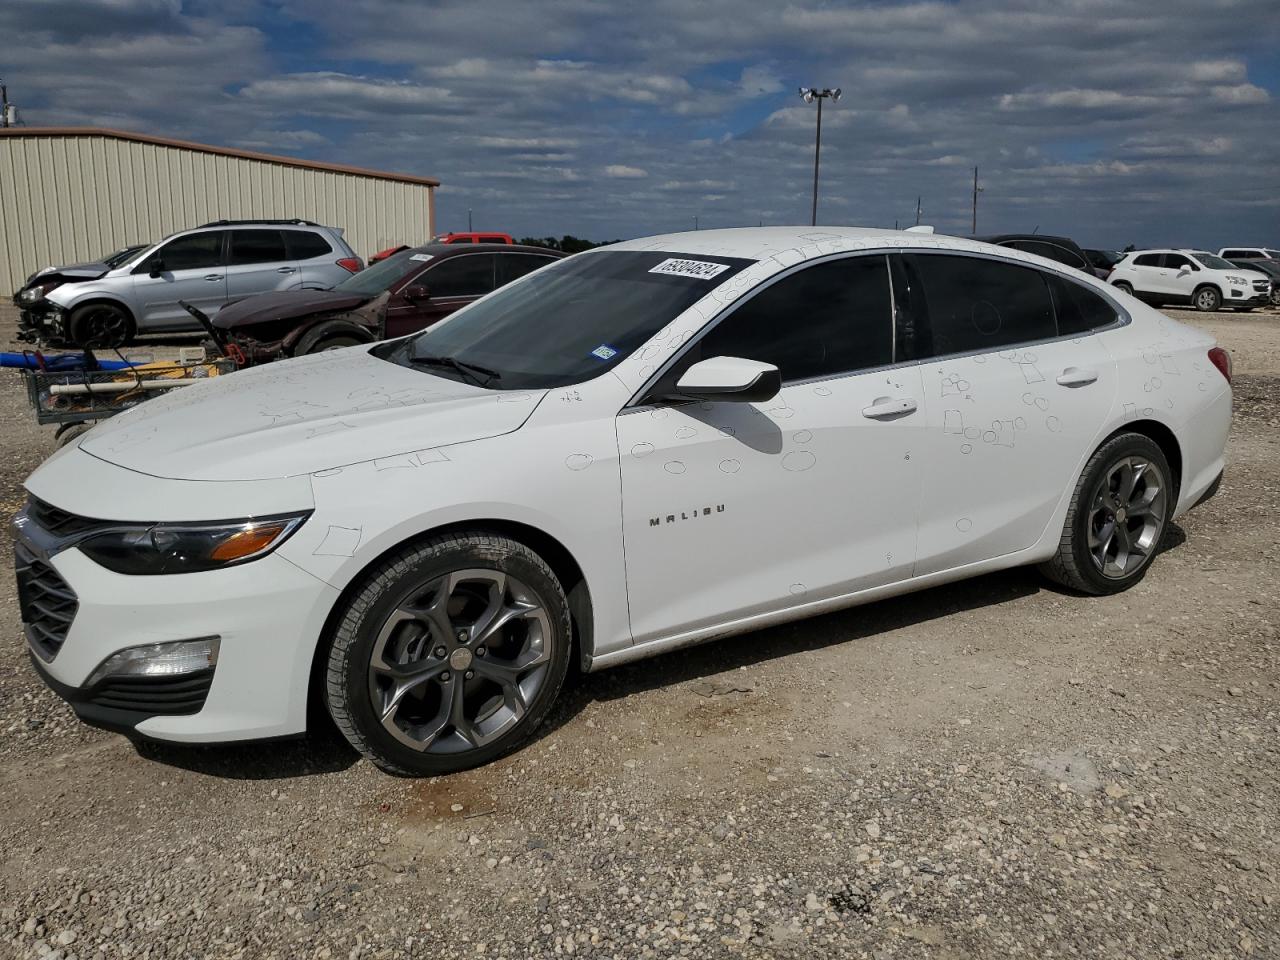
[408, 243, 565, 257]
[606, 226, 1047, 262]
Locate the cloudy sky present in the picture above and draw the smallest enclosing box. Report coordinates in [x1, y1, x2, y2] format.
[3, 0, 1278, 248]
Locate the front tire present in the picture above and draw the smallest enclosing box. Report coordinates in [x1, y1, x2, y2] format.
[1112, 281, 1134, 296]
[1193, 285, 1222, 312]
[68, 302, 134, 348]
[1040, 433, 1172, 595]
[324, 532, 571, 776]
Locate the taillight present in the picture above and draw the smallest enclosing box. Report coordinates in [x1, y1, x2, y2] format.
[337, 257, 363, 273]
[1208, 347, 1232, 384]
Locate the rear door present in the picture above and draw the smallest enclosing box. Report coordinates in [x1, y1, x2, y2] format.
[1126, 253, 1167, 295]
[226, 229, 295, 301]
[131, 230, 227, 329]
[284, 229, 338, 288]
[897, 252, 1118, 576]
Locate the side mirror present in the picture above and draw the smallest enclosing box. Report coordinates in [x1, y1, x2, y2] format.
[674, 356, 781, 403]
[148, 257, 166, 278]
[403, 284, 430, 301]
[1177, 265, 1192, 276]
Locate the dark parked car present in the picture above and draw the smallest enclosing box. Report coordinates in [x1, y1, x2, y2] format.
[209, 243, 564, 362]
[977, 234, 1098, 277]
[1083, 248, 1125, 276]
[1228, 258, 1280, 305]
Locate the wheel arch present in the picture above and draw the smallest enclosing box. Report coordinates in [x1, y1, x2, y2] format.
[66, 295, 138, 325]
[1192, 281, 1223, 301]
[1100, 418, 1183, 501]
[305, 517, 595, 727]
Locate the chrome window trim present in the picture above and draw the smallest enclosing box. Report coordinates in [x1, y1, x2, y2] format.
[622, 246, 1130, 412]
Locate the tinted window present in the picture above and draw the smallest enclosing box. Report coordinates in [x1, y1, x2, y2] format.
[284, 230, 333, 260]
[333, 249, 426, 296]
[694, 256, 892, 382]
[1048, 275, 1120, 335]
[425, 254, 496, 297]
[1162, 253, 1192, 270]
[497, 254, 557, 286]
[904, 254, 1055, 357]
[1133, 254, 1162, 267]
[152, 232, 224, 271]
[1007, 240, 1087, 270]
[229, 229, 287, 265]
[1222, 249, 1251, 258]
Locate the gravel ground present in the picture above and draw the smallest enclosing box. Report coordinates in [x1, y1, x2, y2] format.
[0, 307, 1277, 960]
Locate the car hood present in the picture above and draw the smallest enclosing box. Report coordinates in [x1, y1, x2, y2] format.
[213, 289, 376, 329]
[23, 261, 111, 287]
[78, 347, 546, 482]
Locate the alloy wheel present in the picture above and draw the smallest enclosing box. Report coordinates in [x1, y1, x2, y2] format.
[1087, 456, 1166, 579]
[367, 569, 552, 754]
[1195, 289, 1219, 311]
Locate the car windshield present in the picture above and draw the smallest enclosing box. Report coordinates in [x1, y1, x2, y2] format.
[332, 249, 428, 295]
[377, 249, 755, 389]
[101, 245, 147, 268]
[1191, 252, 1237, 270]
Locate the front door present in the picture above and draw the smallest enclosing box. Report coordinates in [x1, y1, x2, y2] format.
[387, 253, 497, 338]
[894, 252, 1118, 575]
[131, 230, 227, 329]
[617, 253, 923, 645]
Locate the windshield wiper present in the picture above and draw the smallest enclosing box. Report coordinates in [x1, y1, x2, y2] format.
[408, 352, 502, 387]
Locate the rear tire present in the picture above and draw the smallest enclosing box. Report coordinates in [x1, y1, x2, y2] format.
[68, 303, 134, 348]
[1193, 285, 1222, 312]
[1040, 433, 1172, 595]
[324, 532, 572, 776]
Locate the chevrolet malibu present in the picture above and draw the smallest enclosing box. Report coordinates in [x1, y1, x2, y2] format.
[15, 227, 1231, 776]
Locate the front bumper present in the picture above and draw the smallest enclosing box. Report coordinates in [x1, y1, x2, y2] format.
[15, 507, 340, 743]
[1224, 292, 1270, 307]
[16, 301, 69, 343]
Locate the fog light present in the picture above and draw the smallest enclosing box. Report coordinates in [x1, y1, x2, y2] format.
[85, 637, 220, 687]
[1231, 289, 1242, 298]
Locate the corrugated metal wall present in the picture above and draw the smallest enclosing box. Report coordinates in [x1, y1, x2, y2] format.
[0, 133, 435, 291]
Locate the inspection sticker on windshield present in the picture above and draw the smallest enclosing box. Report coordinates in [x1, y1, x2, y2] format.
[409, 253, 434, 262]
[648, 258, 731, 280]
[590, 345, 618, 360]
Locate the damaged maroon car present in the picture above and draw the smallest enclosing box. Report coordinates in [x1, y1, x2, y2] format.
[207, 243, 563, 363]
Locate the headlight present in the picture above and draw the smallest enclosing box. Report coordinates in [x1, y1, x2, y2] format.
[77, 512, 310, 575]
[18, 284, 52, 304]
[1225, 275, 1248, 285]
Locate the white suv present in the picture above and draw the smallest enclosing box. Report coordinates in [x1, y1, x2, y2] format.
[1109, 249, 1271, 312]
[1218, 247, 1280, 261]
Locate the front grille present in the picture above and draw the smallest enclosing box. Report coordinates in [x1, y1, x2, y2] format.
[1252, 279, 1270, 292]
[26, 497, 109, 539]
[15, 542, 78, 661]
[88, 670, 214, 715]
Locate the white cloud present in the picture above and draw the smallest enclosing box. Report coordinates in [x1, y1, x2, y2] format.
[1210, 83, 1270, 104]
[604, 165, 648, 178]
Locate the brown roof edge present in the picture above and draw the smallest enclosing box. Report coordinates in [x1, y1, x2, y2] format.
[0, 126, 440, 187]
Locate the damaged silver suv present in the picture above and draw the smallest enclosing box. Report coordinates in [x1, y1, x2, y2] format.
[14, 219, 363, 348]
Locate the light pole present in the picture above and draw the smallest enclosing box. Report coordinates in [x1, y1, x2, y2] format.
[467, 208, 473, 232]
[971, 166, 984, 235]
[798, 87, 840, 226]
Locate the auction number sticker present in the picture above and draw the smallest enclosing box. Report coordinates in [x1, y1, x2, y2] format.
[590, 344, 618, 360]
[409, 253, 434, 262]
[648, 258, 731, 280]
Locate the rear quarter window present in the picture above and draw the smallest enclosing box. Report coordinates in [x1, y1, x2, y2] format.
[285, 231, 334, 260]
[1048, 275, 1121, 335]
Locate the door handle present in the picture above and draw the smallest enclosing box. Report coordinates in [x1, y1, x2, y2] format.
[862, 396, 918, 419]
[1056, 367, 1099, 387]
[276, 266, 297, 274]
[204, 274, 222, 282]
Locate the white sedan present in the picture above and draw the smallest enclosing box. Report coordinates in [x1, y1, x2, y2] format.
[15, 227, 1232, 775]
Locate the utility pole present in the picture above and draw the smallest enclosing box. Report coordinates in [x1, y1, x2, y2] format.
[915, 196, 922, 226]
[798, 87, 841, 226]
[467, 208, 473, 232]
[1, 80, 11, 128]
[971, 166, 983, 235]
[693, 215, 699, 231]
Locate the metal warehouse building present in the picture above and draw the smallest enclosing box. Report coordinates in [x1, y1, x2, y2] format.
[0, 127, 438, 292]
